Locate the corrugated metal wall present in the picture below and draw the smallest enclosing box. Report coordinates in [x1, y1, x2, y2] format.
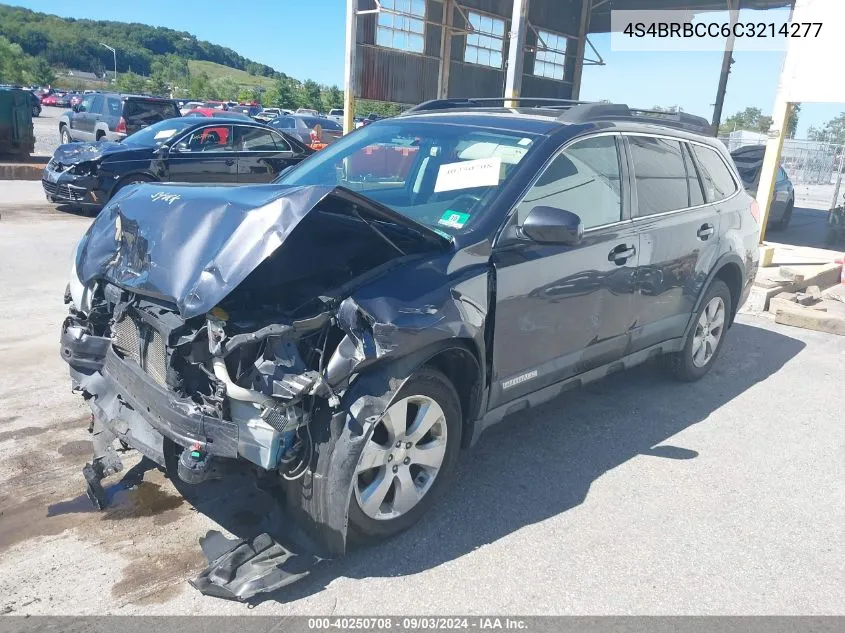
[354, 0, 583, 104]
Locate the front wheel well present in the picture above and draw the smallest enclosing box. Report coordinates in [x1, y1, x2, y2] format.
[422, 345, 482, 449]
[714, 262, 743, 325]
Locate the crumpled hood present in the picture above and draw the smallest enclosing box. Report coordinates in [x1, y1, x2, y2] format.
[52, 141, 145, 165]
[74, 182, 448, 319]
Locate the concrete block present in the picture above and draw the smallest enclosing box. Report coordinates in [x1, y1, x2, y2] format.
[774, 304, 845, 336]
[744, 284, 787, 312]
[760, 246, 776, 267]
[0, 162, 47, 181]
[806, 285, 822, 299]
[769, 297, 800, 315]
[803, 264, 842, 291]
[778, 266, 805, 283]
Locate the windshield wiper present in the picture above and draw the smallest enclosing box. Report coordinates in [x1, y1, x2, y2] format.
[348, 205, 406, 256]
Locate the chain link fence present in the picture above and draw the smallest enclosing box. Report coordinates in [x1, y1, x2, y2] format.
[720, 130, 845, 187]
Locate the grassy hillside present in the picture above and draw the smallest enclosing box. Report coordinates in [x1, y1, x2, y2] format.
[187, 61, 276, 91]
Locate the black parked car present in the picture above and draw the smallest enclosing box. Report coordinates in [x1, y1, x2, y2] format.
[58, 93, 181, 144]
[730, 145, 795, 230]
[61, 100, 759, 596]
[43, 117, 311, 209]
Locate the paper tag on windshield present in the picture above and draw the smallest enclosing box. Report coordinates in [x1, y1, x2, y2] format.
[154, 129, 177, 140]
[434, 157, 501, 193]
[438, 210, 470, 229]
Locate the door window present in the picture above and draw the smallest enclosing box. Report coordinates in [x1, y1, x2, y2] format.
[90, 95, 104, 114]
[79, 94, 95, 113]
[234, 126, 289, 151]
[178, 126, 233, 152]
[106, 98, 121, 116]
[776, 166, 787, 183]
[628, 136, 690, 216]
[691, 144, 738, 202]
[516, 135, 622, 230]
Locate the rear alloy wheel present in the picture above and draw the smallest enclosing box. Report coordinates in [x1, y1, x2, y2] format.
[348, 368, 460, 543]
[663, 279, 732, 382]
[60, 127, 71, 144]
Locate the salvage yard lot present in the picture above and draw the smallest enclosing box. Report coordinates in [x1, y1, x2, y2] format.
[0, 193, 843, 615]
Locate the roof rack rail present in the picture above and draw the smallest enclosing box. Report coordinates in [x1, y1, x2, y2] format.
[403, 98, 713, 135]
[558, 103, 714, 136]
[404, 97, 594, 113]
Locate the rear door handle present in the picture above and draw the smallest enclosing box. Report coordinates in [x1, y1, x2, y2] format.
[697, 223, 715, 240]
[608, 243, 636, 265]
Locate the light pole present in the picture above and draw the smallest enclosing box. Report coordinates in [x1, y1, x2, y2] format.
[100, 43, 116, 82]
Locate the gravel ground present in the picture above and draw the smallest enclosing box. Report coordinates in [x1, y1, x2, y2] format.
[32, 106, 64, 159]
[0, 187, 842, 615]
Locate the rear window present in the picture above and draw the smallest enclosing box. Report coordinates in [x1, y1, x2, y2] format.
[123, 99, 180, 124]
[272, 117, 295, 128]
[693, 145, 738, 201]
[628, 136, 690, 216]
[302, 117, 342, 131]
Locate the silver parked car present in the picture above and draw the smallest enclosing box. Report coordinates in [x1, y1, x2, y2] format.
[268, 114, 343, 148]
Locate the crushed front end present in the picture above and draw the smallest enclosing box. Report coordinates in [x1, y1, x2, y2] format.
[60, 182, 462, 577]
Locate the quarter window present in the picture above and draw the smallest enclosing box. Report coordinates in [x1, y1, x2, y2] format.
[628, 136, 690, 216]
[691, 145, 738, 202]
[517, 135, 622, 230]
[534, 30, 567, 80]
[376, 0, 426, 54]
[464, 11, 505, 68]
[91, 95, 104, 114]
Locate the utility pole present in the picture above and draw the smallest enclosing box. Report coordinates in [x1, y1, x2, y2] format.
[711, 1, 737, 135]
[100, 43, 117, 82]
[504, 0, 530, 108]
[342, 0, 357, 135]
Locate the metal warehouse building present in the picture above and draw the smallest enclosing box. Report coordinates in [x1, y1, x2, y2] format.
[347, 0, 792, 113]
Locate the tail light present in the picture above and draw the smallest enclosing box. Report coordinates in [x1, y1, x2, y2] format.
[116, 117, 127, 134]
[749, 198, 760, 223]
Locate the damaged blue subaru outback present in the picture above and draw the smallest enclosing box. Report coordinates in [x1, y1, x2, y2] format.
[61, 99, 760, 596]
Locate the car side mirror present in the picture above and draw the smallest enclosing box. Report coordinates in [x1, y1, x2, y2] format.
[521, 206, 583, 245]
[170, 141, 188, 154]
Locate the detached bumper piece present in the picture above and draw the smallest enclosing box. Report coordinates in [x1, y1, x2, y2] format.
[190, 530, 321, 601]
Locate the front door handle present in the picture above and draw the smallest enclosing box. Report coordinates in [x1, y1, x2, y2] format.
[697, 223, 715, 240]
[224, 159, 235, 166]
[608, 243, 636, 265]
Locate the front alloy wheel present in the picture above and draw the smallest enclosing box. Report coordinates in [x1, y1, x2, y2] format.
[348, 368, 461, 543]
[691, 296, 725, 368]
[354, 394, 448, 520]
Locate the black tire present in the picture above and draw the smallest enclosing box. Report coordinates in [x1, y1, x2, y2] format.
[60, 126, 72, 145]
[32, 105, 40, 118]
[776, 201, 794, 231]
[663, 279, 732, 382]
[347, 367, 461, 544]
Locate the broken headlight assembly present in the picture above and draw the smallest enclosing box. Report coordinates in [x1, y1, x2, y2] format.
[68, 160, 99, 177]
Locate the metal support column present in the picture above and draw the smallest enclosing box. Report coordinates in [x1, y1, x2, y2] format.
[343, 0, 357, 135]
[504, 0, 530, 108]
[570, 0, 593, 100]
[437, 0, 455, 99]
[758, 99, 794, 244]
[711, 1, 737, 134]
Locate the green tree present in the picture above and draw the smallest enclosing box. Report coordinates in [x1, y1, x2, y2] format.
[147, 73, 168, 96]
[719, 107, 773, 135]
[321, 85, 343, 112]
[301, 79, 322, 110]
[31, 56, 55, 85]
[808, 113, 845, 144]
[0, 36, 29, 84]
[188, 71, 210, 98]
[786, 103, 801, 138]
[210, 76, 237, 101]
[114, 70, 147, 94]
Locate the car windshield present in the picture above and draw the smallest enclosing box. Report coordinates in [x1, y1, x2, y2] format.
[276, 120, 537, 235]
[122, 118, 197, 146]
